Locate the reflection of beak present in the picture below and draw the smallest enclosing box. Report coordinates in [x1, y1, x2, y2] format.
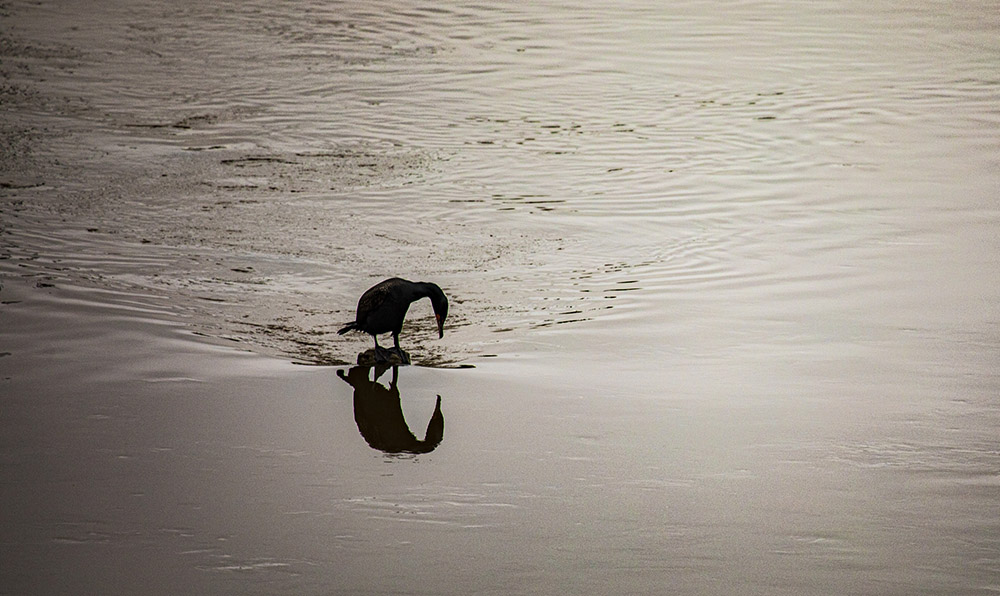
[435, 314, 444, 339]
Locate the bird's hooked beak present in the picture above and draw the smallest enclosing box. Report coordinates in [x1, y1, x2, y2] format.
[435, 313, 444, 338]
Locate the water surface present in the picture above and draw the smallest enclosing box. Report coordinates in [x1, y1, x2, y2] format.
[2, 0, 998, 594]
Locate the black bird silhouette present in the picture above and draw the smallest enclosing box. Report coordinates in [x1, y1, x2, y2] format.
[337, 365, 444, 455]
[338, 277, 448, 362]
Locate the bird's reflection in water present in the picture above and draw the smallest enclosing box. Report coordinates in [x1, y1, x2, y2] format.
[337, 365, 443, 455]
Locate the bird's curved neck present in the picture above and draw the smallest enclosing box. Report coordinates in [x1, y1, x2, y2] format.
[410, 282, 437, 299]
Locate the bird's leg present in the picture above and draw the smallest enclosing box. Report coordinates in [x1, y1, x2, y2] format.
[372, 335, 391, 362]
[392, 333, 410, 365]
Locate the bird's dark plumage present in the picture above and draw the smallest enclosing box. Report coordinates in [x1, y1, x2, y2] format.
[338, 278, 448, 361]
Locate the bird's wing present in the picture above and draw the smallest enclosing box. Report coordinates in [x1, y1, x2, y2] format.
[357, 280, 394, 321]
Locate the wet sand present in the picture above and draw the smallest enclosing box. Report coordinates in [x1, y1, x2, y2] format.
[3, 0, 1000, 594]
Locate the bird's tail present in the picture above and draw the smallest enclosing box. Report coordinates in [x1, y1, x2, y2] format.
[337, 322, 357, 335]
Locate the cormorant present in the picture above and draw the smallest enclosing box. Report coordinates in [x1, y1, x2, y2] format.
[338, 277, 449, 362]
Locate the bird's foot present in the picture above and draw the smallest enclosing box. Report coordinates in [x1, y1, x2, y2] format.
[373, 346, 394, 362]
[393, 348, 411, 365]
[359, 346, 408, 366]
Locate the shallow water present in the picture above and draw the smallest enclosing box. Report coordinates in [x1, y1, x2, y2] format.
[2, 0, 999, 594]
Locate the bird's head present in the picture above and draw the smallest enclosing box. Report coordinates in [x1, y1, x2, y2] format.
[429, 285, 448, 338]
